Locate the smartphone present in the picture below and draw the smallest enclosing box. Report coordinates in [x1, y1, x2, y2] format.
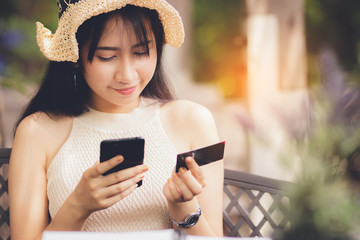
[100, 137, 145, 186]
[175, 141, 225, 172]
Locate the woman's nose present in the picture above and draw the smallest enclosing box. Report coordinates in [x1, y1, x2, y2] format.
[115, 57, 137, 83]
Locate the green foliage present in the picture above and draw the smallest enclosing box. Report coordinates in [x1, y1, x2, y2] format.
[191, 0, 247, 98]
[279, 177, 358, 240]
[305, 0, 360, 85]
[0, 0, 57, 93]
[277, 84, 360, 239]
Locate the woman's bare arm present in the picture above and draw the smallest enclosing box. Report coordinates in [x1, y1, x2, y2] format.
[9, 114, 53, 240]
[161, 100, 224, 236]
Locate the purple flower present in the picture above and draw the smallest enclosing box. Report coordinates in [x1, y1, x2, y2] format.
[319, 48, 360, 127]
[0, 55, 5, 75]
[1, 30, 23, 49]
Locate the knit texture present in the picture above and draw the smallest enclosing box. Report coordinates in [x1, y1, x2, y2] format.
[47, 100, 177, 231]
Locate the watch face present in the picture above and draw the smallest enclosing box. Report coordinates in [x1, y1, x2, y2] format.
[188, 215, 200, 226]
[171, 204, 202, 228]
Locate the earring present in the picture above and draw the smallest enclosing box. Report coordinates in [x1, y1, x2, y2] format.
[73, 71, 77, 89]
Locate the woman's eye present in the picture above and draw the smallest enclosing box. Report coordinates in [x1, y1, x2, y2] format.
[133, 51, 149, 57]
[97, 56, 115, 61]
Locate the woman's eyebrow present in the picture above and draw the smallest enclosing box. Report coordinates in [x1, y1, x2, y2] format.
[95, 41, 152, 51]
[132, 40, 151, 48]
[95, 46, 119, 51]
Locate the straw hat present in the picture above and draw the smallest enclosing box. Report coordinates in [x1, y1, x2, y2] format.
[36, 0, 185, 62]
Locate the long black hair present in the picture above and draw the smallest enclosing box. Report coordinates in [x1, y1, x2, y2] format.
[17, 5, 175, 125]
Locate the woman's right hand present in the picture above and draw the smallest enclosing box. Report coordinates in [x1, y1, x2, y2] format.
[68, 155, 148, 217]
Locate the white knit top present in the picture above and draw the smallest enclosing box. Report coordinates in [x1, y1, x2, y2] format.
[47, 98, 178, 232]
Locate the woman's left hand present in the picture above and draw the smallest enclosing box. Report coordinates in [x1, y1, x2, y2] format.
[163, 156, 206, 203]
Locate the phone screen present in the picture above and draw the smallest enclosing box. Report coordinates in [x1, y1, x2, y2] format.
[100, 137, 145, 186]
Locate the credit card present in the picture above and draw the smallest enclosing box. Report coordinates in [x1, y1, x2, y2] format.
[175, 141, 225, 172]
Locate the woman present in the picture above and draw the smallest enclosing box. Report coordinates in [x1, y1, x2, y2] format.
[8, 1, 224, 240]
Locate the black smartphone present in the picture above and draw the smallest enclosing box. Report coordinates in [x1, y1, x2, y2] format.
[175, 141, 225, 172]
[100, 137, 145, 186]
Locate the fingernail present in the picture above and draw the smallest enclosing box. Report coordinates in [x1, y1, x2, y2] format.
[168, 179, 172, 183]
[143, 165, 149, 171]
[180, 167, 187, 173]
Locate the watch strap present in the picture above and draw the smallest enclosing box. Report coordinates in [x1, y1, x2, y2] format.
[169, 203, 202, 228]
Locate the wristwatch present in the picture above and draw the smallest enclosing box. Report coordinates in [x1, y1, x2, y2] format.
[169, 203, 202, 228]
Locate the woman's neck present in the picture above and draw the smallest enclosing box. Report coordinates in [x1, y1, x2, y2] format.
[87, 97, 142, 114]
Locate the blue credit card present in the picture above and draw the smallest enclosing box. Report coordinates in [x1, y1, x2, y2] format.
[175, 141, 225, 172]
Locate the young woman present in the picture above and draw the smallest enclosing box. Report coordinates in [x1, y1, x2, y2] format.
[8, 1, 224, 240]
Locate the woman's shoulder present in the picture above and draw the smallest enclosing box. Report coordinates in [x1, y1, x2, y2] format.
[161, 99, 215, 124]
[160, 99, 209, 115]
[160, 99, 219, 149]
[14, 112, 73, 156]
[17, 112, 72, 137]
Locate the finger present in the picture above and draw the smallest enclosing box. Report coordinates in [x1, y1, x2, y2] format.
[102, 164, 148, 187]
[185, 157, 206, 187]
[172, 172, 195, 201]
[90, 155, 124, 177]
[103, 171, 146, 198]
[178, 167, 203, 196]
[166, 178, 182, 201]
[102, 184, 138, 207]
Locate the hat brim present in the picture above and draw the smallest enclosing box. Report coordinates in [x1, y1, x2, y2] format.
[36, 0, 185, 62]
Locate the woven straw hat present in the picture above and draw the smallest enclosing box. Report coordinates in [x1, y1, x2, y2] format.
[36, 0, 185, 62]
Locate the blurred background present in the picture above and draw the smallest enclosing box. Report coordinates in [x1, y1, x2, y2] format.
[1, 0, 360, 181]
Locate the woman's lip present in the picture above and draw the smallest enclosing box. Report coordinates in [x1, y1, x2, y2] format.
[115, 86, 137, 95]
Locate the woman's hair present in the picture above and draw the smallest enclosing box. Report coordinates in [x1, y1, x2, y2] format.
[17, 5, 175, 125]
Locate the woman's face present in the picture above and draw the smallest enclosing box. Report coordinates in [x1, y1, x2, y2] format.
[80, 17, 157, 113]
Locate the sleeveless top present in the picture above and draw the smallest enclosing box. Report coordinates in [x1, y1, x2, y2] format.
[47, 98, 178, 232]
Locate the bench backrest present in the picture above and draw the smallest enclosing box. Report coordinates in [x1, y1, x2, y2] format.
[0, 148, 11, 240]
[223, 168, 291, 237]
